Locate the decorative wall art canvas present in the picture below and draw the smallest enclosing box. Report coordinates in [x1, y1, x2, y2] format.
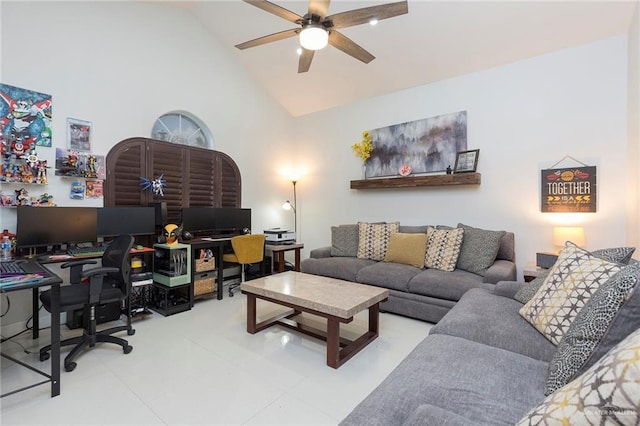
[366, 111, 467, 178]
[0, 83, 53, 157]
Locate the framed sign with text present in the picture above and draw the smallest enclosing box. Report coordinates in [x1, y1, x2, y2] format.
[541, 166, 596, 213]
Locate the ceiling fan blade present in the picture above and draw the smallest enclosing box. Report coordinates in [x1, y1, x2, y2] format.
[242, 0, 302, 24]
[235, 28, 299, 50]
[328, 31, 375, 64]
[308, 0, 330, 18]
[327, 1, 408, 29]
[298, 49, 315, 73]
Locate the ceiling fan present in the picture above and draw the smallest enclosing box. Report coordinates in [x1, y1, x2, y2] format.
[235, 0, 409, 73]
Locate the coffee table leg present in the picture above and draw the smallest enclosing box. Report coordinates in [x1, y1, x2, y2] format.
[246, 293, 257, 334]
[326, 318, 340, 368]
[369, 303, 380, 335]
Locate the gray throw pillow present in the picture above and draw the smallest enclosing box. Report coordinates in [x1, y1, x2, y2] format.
[330, 224, 358, 257]
[514, 270, 551, 304]
[455, 223, 506, 276]
[591, 246, 636, 264]
[545, 260, 640, 395]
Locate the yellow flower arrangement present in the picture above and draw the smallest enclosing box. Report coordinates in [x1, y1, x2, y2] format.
[352, 131, 373, 162]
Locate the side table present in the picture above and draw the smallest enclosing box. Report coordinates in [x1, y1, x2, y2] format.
[266, 242, 304, 273]
[523, 262, 547, 282]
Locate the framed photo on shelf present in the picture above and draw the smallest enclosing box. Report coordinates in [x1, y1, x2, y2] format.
[67, 118, 92, 151]
[453, 149, 479, 173]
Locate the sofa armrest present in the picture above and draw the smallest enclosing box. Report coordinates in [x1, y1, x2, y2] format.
[309, 246, 332, 259]
[493, 281, 523, 299]
[483, 259, 517, 284]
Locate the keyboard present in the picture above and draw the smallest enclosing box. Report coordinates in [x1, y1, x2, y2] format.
[67, 246, 105, 257]
[0, 260, 47, 276]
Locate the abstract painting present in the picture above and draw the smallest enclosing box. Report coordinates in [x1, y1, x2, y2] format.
[366, 111, 467, 178]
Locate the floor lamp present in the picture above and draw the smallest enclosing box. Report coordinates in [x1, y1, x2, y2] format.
[282, 180, 297, 241]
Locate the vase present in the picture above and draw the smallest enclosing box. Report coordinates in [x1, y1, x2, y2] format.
[362, 164, 367, 179]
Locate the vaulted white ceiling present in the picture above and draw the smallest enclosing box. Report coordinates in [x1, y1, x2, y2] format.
[168, 1, 637, 117]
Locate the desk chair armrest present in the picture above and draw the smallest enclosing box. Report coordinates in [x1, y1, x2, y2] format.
[82, 267, 119, 304]
[61, 259, 99, 284]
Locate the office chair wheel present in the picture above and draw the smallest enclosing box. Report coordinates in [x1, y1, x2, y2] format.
[123, 345, 133, 354]
[40, 352, 50, 362]
[127, 329, 136, 336]
[65, 362, 77, 372]
[229, 291, 234, 297]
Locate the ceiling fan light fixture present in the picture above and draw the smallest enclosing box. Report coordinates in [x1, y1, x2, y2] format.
[299, 25, 329, 50]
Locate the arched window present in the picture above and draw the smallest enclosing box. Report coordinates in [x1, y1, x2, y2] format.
[151, 111, 214, 149]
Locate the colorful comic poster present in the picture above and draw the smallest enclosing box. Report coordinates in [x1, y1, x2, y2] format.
[86, 180, 103, 198]
[0, 83, 53, 158]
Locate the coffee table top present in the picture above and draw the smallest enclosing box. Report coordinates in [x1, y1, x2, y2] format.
[241, 271, 388, 319]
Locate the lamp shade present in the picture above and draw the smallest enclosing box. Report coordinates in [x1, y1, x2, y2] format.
[553, 226, 585, 248]
[299, 25, 328, 50]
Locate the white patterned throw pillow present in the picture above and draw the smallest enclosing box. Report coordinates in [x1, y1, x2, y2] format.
[356, 222, 399, 261]
[517, 327, 640, 426]
[519, 242, 622, 345]
[424, 226, 464, 272]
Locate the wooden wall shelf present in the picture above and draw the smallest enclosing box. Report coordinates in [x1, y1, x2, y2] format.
[350, 173, 481, 189]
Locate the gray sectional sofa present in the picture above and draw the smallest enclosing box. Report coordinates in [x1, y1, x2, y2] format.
[341, 245, 640, 425]
[301, 224, 517, 322]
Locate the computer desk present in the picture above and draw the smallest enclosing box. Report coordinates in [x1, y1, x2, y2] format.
[0, 264, 62, 398]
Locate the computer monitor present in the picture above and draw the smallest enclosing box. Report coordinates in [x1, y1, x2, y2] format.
[214, 208, 251, 232]
[16, 206, 98, 249]
[181, 207, 216, 234]
[97, 207, 156, 237]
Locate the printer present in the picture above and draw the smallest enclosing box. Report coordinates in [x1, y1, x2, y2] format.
[264, 228, 296, 244]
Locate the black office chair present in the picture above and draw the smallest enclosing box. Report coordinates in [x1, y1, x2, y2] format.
[39, 234, 135, 372]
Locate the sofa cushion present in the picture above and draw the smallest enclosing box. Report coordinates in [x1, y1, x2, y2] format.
[340, 334, 548, 426]
[431, 288, 557, 362]
[519, 242, 622, 345]
[591, 246, 636, 264]
[357, 222, 399, 261]
[545, 260, 640, 395]
[518, 328, 640, 426]
[424, 226, 464, 272]
[398, 225, 428, 234]
[383, 232, 428, 268]
[330, 224, 359, 257]
[456, 223, 506, 276]
[356, 262, 422, 292]
[300, 257, 376, 282]
[408, 268, 493, 302]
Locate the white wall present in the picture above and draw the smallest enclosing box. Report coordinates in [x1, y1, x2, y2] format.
[0, 2, 635, 328]
[0, 1, 295, 238]
[0, 1, 295, 326]
[293, 36, 630, 278]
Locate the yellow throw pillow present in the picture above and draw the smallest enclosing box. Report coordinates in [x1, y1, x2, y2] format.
[384, 233, 428, 268]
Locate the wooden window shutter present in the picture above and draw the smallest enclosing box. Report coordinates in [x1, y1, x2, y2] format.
[105, 138, 241, 223]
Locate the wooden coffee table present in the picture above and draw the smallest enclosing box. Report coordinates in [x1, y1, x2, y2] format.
[241, 271, 389, 368]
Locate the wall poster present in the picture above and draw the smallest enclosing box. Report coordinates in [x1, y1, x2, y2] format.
[541, 165, 596, 212]
[366, 111, 467, 178]
[0, 83, 53, 153]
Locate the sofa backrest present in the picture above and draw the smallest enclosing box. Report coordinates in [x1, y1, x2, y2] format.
[496, 232, 515, 262]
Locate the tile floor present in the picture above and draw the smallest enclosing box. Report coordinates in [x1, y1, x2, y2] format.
[1, 292, 431, 425]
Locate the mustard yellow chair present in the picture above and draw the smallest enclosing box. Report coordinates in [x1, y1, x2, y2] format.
[222, 234, 266, 296]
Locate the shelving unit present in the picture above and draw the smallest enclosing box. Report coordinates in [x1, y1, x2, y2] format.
[350, 173, 481, 190]
[150, 243, 192, 316]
